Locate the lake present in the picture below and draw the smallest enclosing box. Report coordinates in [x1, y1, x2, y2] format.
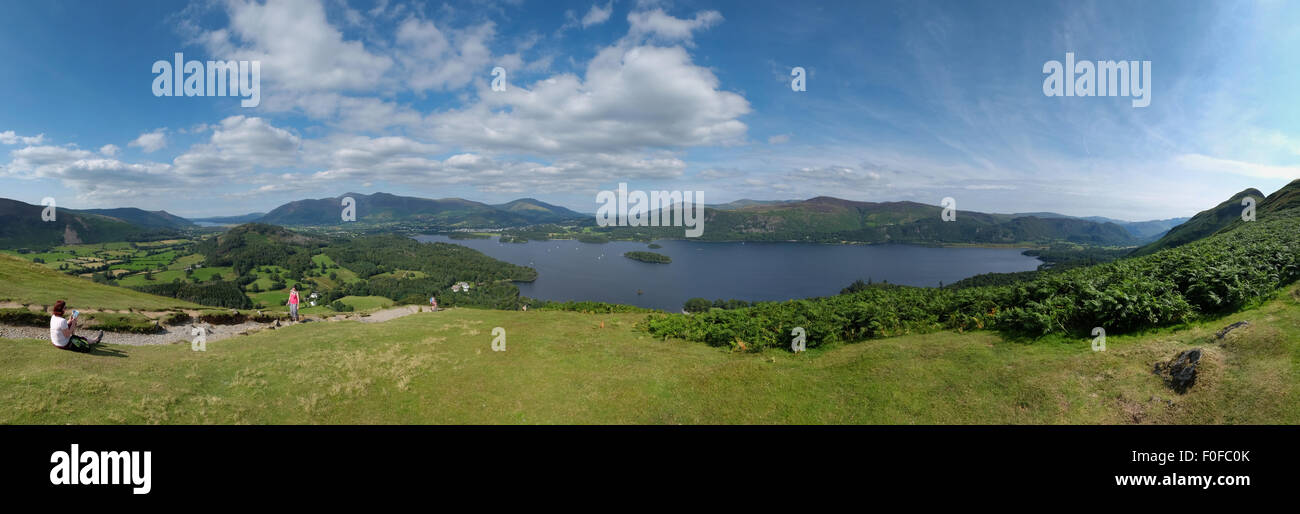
[413, 235, 1041, 311]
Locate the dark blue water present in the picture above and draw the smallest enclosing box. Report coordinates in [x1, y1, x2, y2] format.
[413, 235, 1041, 311]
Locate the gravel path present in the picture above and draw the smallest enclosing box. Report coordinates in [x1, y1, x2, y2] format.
[0, 320, 274, 346]
[0, 304, 429, 346]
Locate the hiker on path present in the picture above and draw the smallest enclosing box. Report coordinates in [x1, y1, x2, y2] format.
[287, 286, 301, 322]
[49, 300, 103, 352]
[429, 295, 438, 311]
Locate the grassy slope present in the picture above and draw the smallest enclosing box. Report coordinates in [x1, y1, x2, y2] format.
[2, 283, 1295, 424]
[1131, 189, 1263, 256]
[0, 254, 199, 311]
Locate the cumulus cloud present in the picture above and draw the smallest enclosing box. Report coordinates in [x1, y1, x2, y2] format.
[3, 3, 758, 206]
[172, 116, 301, 178]
[306, 133, 685, 194]
[197, 0, 393, 92]
[129, 129, 167, 153]
[427, 43, 750, 156]
[2, 144, 173, 200]
[582, 2, 614, 27]
[0, 130, 46, 145]
[626, 8, 722, 44]
[3, 117, 303, 201]
[394, 17, 495, 92]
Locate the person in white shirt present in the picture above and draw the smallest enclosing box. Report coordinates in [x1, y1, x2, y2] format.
[49, 300, 103, 352]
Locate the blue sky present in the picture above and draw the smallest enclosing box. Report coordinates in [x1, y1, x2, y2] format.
[1, 0, 1297, 219]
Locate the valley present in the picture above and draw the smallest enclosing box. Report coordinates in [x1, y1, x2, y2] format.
[0, 180, 1298, 425]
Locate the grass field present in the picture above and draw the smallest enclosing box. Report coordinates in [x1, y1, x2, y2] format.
[2, 276, 1296, 424]
[0, 254, 199, 311]
[116, 269, 185, 287]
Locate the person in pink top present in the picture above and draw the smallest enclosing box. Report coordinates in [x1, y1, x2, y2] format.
[287, 286, 300, 321]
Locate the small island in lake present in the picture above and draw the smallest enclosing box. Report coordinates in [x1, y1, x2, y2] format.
[624, 251, 671, 264]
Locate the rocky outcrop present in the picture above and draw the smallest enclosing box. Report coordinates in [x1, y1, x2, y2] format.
[1215, 321, 1249, 339]
[1153, 349, 1201, 394]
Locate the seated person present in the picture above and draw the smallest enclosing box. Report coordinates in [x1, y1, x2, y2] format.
[49, 300, 103, 352]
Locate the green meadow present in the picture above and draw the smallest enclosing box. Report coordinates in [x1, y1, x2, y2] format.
[2, 272, 1295, 424]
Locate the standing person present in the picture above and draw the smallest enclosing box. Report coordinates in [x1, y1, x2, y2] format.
[49, 300, 103, 352]
[287, 286, 300, 322]
[429, 295, 438, 311]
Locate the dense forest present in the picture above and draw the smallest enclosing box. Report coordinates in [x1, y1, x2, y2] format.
[322, 234, 537, 308]
[130, 281, 253, 309]
[196, 223, 322, 277]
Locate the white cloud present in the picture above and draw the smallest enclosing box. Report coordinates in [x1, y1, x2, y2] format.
[305, 133, 685, 194]
[428, 43, 750, 156]
[626, 8, 722, 44]
[789, 165, 883, 189]
[172, 116, 300, 178]
[99, 144, 120, 157]
[198, 0, 393, 93]
[767, 134, 790, 145]
[394, 17, 495, 92]
[1175, 153, 1300, 181]
[0, 130, 46, 145]
[582, 2, 614, 28]
[2, 144, 174, 200]
[129, 129, 167, 153]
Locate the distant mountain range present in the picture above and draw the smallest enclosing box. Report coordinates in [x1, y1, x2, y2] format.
[253, 192, 585, 226]
[707, 199, 795, 211]
[1008, 212, 1190, 241]
[1132, 179, 1300, 256]
[10, 182, 1300, 250]
[637, 196, 1141, 246]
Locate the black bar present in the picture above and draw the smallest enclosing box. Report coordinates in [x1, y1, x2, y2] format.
[0, 425, 1290, 502]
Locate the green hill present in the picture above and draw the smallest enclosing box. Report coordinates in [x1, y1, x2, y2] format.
[1259, 178, 1300, 214]
[0, 198, 178, 248]
[1131, 188, 1264, 256]
[76, 207, 194, 229]
[0, 253, 199, 311]
[1132, 179, 1300, 256]
[258, 192, 581, 227]
[603, 196, 1137, 245]
[195, 223, 324, 277]
[491, 198, 585, 223]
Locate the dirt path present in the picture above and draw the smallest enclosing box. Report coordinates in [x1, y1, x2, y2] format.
[0, 304, 434, 346]
[0, 320, 271, 346]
